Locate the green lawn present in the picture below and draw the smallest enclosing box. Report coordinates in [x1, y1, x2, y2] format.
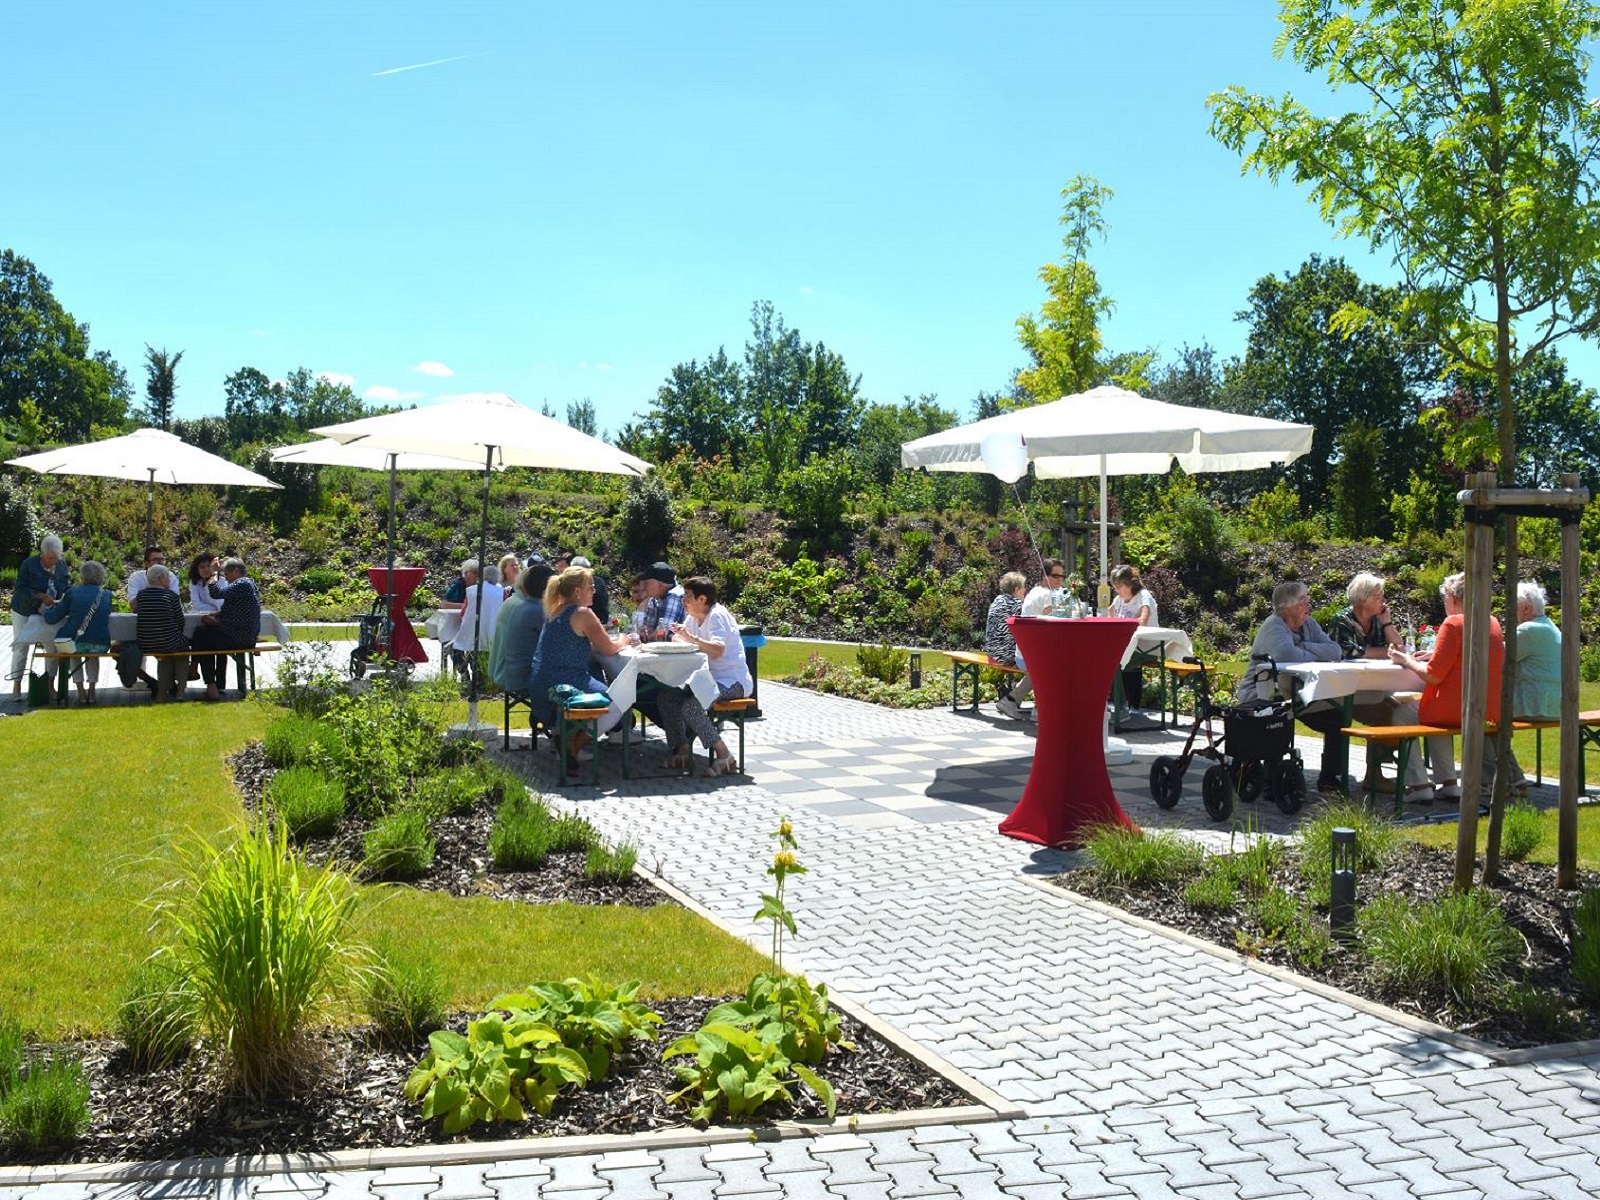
[1406, 803, 1600, 868]
[0, 701, 766, 1036]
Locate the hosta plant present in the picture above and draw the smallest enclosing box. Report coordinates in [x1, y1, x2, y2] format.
[489, 978, 661, 1082]
[663, 1022, 834, 1123]
[706, 973, 851, 1066]
[404, 1013, 589, 1133]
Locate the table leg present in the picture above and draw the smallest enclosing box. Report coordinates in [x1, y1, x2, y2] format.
[1341, 696, 1354, 795]
[1111, 669, 1127, 732]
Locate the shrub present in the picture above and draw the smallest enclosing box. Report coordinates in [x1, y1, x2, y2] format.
[412, 769, 486, 819]
[489, 792, 553, 870]
[1499, 803, 1544, 862]
[1359, 890, 1520, 1005]
[114, 957, 199, 1071]
[478, 763, 530, 806]
[489, 978, 662, 1081]
[855, 641, 909, 685]
[162, 821, 363, 1098]
[0, 1056, 90, 1151]
[1084, 825, 1205, 886]
[585, 841, 638, 882]
[297, 565, 343, 594]
[780, 654, 940, 709]
[323, 675, 449, 818]
[364, 944, 448, 1047]
[548, 812, 598, 853]
[1183, 865, 1238, 911]
[269, 767, 346, 842]
[363, 812, 436, 881]
[1296, 803, 1401, 905]
[617, 474, 676, 566]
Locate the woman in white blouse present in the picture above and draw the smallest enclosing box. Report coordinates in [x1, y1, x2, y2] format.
[663, 576, 751, 776]
[1110, 563, 1158, 710]
[188, 553, 223, 613]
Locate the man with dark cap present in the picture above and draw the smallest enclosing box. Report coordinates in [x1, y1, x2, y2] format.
[639, 562, 684, 641]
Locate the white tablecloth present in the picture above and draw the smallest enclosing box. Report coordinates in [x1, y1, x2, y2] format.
[1275, 660, 1423, 704]
[426, 609, 463, 646]
[596, 645, 717, 735]
[106, 610, 290, 644]
[1120, 625, 1194, 669]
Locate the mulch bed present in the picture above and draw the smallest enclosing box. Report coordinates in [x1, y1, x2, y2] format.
[0, 744, 973, 1167]
[1059, 840, 1600, 1049]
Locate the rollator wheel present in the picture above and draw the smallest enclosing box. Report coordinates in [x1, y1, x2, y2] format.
[1270, 760, 1306, 814]
[1237, 760, 1263, 805]
[1149, 756, 1184, 809]
[1201, 764, 1235, 821]
[350, 650, 367, 680]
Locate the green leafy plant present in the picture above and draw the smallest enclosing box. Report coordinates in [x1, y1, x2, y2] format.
[404, 1013, 589, 1132]
[1182, 864, 1238, 911]
[756, 818, 805, 970]
[160, 820, 364, 1098]
[1573, 889, 1600, 1002]
[323, 675, 450, 818]
[584, 841, 638, 882]
[548, 812, 598, 853]
[1499, 983, 1580, 1043]
[268, 767, 346, 842]
[1359, 890, 1521, 1005]
[0, 1013, 22, 1097]
[363, 811, 436, 881]
[262, 714, 344, 769]
[855, 641, 910, 685]
[364, 942, 448, 1047]
[114, 956, 199, 1071]
[1500, 803, 1545, 862]
[412, 769, 487, 819]
[663, 1021, 834, 1123]
[706, 972, 852, 1066]
[1084, 824, 1205, 886]
[0, 1055, 90, 1151]
[1296, 802, 1400, 906]
[488, 978, 662, 1082]
[489, 791, 553, 870]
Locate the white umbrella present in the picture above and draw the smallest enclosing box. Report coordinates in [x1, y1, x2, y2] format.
[312, 393, 653, 727]
[268, 438, 491, 596]
[6, 427, 284, 546]
[900, 385, 1315, 584]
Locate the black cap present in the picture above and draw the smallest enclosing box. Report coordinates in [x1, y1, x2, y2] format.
[643, 561, 677, 585]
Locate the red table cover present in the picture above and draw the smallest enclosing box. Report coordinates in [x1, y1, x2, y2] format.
[367, 566, 427, 665]
[999, 616, 1139, 848]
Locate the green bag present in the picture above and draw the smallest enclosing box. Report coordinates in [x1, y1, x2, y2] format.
[27, 669, 52, 708]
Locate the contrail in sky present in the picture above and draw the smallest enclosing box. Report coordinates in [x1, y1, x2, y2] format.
[372, 53, 486, 77]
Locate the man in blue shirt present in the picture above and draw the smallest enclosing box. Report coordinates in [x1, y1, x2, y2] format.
[9, 534, 70, 703]
[638, 562, 684, 641]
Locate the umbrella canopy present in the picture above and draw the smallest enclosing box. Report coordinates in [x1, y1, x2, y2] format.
[6, 427, 284, 545]
[900, 386, 1314, 581]
[312, 393, 653, 726]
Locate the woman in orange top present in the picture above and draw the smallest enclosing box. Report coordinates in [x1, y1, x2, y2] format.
[1387, 572, 1503, 803]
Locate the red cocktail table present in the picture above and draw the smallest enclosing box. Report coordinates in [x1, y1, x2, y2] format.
[367, 566, 427, 665]
[999, 616, 1139, 848]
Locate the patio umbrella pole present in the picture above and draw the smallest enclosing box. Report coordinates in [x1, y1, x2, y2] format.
[1098, 454, 1109, 593]
[385, 453, 397, 613]
[145, 468, 156, 548]
[467, 444, 495, 728]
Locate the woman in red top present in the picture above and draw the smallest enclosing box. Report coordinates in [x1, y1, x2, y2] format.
[1387, 572, 1503, 803]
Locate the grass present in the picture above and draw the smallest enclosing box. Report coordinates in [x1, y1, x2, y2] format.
[0, 701, 769, 1036]
[1407, 802, 1600, 868]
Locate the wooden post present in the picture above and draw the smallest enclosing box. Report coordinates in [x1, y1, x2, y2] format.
[1485, 512, 1517, 884]
[1454, 471, 1495, 891]
[1558, 473, 1582, 889]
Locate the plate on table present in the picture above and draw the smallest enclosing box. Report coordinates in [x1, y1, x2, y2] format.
[640, 641, 699, 655]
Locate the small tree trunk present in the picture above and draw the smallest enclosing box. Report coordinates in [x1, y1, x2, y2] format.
[1484, 513, 1516, 884]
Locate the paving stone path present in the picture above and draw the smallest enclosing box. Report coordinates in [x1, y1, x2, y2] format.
[5, 647, 1599, 1198]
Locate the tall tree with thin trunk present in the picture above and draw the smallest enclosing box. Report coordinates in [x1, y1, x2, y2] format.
[143, 345, 184, 431]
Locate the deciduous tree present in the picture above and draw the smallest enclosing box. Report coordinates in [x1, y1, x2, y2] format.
[142, 345, 184, 430]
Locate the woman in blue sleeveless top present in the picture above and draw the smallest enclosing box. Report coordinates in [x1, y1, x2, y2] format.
[528, 567, 636, 768]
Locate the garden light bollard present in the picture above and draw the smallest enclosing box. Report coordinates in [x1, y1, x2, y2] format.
[1330, 826, 1357, 941]
[909, 652, 922, 689]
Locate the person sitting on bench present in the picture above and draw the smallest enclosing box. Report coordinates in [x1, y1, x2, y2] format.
[190, 557, 261, 702]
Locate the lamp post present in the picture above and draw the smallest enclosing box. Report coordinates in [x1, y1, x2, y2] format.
[1330, 827, 1357, 942]
[909, 652, 922, 689]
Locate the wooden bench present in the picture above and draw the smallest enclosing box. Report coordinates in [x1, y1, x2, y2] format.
[1509, 711, 1600, 788]
[710, 695, 758, 769]
[34, 641, 284, 705]
[1161, 659, 1205, 727]
[945, 651, 1025, 713]
[553, 703, 610, 785]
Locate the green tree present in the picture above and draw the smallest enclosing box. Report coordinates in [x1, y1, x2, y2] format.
[1330, 420, 1385, 537]
[224, 366, 291, 446]
[142, 345, 184, 430]
[1471, 350, 1600, 491]
[1014, 177, 1153, 407]
[566, 398, 597, 436]
[1209, 0, 1600, 482]
[284, 367, 365, 431]
[645, 349, 745, 462]
[852, 394, 958, 487]
[0, 249, 129, 438]
[1224, 256, 1443, 515]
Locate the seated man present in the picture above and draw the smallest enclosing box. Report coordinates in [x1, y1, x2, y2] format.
[451, 564, 505, 683]
[126, 545, 179, 608]
[439, 559, 475, 611]
[1236, 580, 1346, 794]
[189, 556, 261, 702]
[637, 562, 685, 641]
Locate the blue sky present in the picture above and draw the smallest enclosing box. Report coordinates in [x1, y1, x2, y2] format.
[7, 0, 1597, 437]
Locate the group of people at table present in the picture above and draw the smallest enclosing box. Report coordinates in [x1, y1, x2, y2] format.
[438, 551, 750, 777]
[981, 557, 1560, 807]
[7, 536, 263, 706]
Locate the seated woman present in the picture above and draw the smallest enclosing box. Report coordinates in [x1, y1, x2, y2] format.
[663, 576, 751, 775]
[1331, 572, 1421, 795]
[985, 572, 1031, 722]
[135, 563, 190, 701]
[527, 567, 636, 771]
[1387, 571, 1504, 804]
[188, 553, 223, 614]
[42, 560, 113, 706]
[1108, 563, 1158, 710]
[491, 559, 555, 697]
[1237, 580, 1346, 793]
[1504, 580, 1558, 797]
[498, 554, 521, 599]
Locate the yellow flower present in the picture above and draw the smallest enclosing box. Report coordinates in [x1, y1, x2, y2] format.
[778, 820, 793, 837]
[773, 851, 797, 869]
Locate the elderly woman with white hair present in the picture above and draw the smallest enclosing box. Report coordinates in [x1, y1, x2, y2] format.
[1331, 572, 1428, 796]
[1501, 580, 1561, 796]
[9, 533, 70, 703]
[42, 560, 113, 705]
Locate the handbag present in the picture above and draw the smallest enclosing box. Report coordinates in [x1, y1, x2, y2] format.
[27, 668, 52, 708]
[50, 590, 103, 657]
[548, 683, 611, 709]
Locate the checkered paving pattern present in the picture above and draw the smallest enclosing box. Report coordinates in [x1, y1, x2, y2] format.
[6, 656, 1600, 1198]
